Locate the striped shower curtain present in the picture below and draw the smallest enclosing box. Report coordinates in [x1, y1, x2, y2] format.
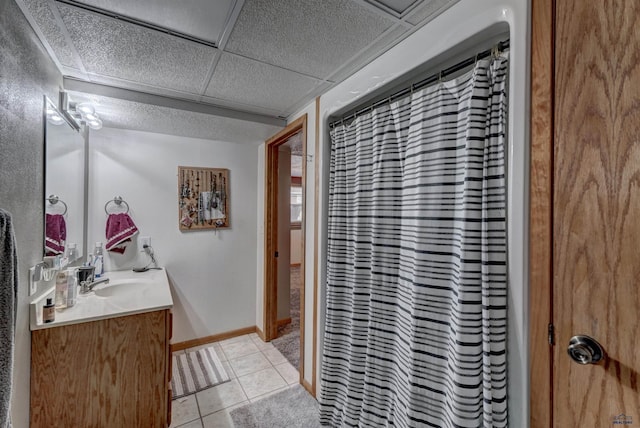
[320, 55, 508, 428]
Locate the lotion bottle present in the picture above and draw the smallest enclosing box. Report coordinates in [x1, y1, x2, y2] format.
[43, 298, 55, 323]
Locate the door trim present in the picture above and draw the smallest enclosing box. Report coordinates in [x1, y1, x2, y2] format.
[529, 0, 554, 426]
[263, 114, 308, 380]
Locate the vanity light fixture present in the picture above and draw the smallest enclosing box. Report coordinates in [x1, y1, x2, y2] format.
[60, 91, 103, 131]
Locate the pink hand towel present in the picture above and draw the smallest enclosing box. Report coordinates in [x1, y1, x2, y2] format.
[45, 213, 66, 256]
[105, 213, 139, 254]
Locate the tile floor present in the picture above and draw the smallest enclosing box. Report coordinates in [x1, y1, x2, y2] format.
[170, 333, 300, 428]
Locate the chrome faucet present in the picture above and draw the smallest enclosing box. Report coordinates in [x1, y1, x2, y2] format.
[80, 277, 110, 294]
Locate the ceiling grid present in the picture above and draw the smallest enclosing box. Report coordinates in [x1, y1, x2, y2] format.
[16, 0, 459, 140]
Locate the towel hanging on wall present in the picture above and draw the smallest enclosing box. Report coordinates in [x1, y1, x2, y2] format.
[105, 213, 139, 254]
[45, 213, 66, 256]
[0, 208, 18, 428]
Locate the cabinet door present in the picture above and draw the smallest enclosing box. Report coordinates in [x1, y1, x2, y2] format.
[31, 310, 169, 427]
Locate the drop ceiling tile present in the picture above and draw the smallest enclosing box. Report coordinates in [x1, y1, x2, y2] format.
[205, 53, 323, 113]
[67, 93, 283, 143]
[406, 0, 458, 26]
[20, 0, 77, 67]
[367, 0, 420, 17]
[57, 4, 216, 93]
[324, 24, 408, 85]
[224, 0, 395, 80]
[72, 0, 234, 44]
[282, 80, 334, 118]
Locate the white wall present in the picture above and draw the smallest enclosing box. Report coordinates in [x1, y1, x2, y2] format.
[87, 127, 261, 343]
[294, 0, 529, 425]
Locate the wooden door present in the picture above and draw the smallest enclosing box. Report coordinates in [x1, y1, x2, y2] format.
[553, 0, 640, 425]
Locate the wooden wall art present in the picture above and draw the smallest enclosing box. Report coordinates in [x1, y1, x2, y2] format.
[178, 166, 229, 230]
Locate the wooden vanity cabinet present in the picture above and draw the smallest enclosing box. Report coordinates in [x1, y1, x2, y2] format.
[31, 309, 172, 427]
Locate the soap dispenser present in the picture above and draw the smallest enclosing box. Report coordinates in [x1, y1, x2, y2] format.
[93, 242, 104, 277]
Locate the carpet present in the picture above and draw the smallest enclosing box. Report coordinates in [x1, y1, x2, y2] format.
[230, 385, 321, 428]
[171, 346, 230, 399]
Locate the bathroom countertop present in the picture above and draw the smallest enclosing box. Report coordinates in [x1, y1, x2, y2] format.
[30, 268, 173, 330]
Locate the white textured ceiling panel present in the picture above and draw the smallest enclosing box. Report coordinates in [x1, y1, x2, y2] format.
[58, 4, 217, 93]
[325, 24, 407, 84]
[368, 0, 419, 16]
[68, 92, 283, 143]
[224, 0, 396, 80]
[73, 0, 234, 44]
[20, 0, 77, 67]
[406, 0, 457, 26]
[205, 53, 323, 113]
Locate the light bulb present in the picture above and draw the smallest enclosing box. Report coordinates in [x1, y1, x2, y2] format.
[84, 112, 99, 122]
[47, 113, 65, 125]
[76, 102, 95, 117]
[87, 117, 102, 130]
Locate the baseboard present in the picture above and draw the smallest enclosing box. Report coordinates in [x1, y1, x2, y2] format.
[171, 325, 257, 352]
[277, 317, 292, 327]
[301, 378, 315, 398]
[256, 326, 266, 341]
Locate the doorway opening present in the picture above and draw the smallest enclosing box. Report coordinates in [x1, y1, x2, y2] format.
[263, 115, 307, 382]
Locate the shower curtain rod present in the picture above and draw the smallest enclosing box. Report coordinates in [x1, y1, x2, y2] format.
[329, 39, 510, 129]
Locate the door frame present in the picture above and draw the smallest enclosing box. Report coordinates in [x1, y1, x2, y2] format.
[529, 0, 554, 426]
[263, 114, 308, 378]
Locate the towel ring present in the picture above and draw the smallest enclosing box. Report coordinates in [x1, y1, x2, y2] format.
[105, 196, 130, 214]
[47, 194, 68, 215]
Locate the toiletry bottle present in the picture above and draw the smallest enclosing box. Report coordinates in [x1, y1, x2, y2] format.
[43, 298, 55, 323]
[66, 268, 77, 308]
[65, 243, 77, 262]
[93, 242, 104, 277]
[54, 270, 68, 310]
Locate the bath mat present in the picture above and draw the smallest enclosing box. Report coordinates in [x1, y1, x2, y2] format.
[230, 385, 321, 428]
[171, 346, 230, 399]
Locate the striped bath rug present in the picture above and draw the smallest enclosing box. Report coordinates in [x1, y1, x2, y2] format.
[171, 346, 230, 399]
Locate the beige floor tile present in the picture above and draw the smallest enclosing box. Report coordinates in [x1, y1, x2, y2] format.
[251, 336, 275, 351]
[219, 334, 252, 346]
[274, 361, 300, 385]
[221, 339, 260, 360]
[237, 367, 287, 399]
[201, 401, 247, 428]
[170, 395, 200, 427]
[229, 352, 273, 377]
[262, 347, 287, 365]
[174, 418, 203, 428]
[196, 379, 247, 417]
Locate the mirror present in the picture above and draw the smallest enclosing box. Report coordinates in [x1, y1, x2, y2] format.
[44, 97, 85, 262]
